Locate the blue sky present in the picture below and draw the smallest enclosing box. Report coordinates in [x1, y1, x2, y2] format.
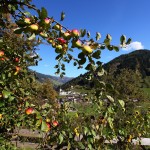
[30, 0, 150, 77]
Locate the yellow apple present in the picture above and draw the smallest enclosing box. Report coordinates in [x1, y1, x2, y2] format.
[29, 24, 39, 30]
[82, 45, 93, 54]
[24, 18, 31, 24]
[71, 29, 80, 37]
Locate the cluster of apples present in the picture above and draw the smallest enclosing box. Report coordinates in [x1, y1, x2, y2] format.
[24, 17, 51, 31]
[25, 107, 59, 132]
[0, 50, 21, 75]
[22, 17, 94, 55]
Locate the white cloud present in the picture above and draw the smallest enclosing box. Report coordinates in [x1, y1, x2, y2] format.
[122, 41, 144, 51]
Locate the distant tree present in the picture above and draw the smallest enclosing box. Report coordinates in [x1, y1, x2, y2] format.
[106, 69, 146, 101]
[33, 79, 58, 105]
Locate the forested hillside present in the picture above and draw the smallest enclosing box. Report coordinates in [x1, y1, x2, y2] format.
[61, 49, 150, 89]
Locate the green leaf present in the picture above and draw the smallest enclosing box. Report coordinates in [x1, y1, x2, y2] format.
[40, 7, 48, 19]
[60, 12, 65, 21]
[113, 46, 119, 52]
[84, 127, 89, 135]
[96, 32, 101, 41]
[80, 29, 86, 37]
[0, 101, 4, 107]
[41, 121, 49, 132]
[14, 28, 24, 34]
[36, 119, 42, 127]
[104, 39, 110, 46]
[107, 117, 114, 129]
[59, 133, 64, 144]
[28, 33, 36, 40]
[87, 31, 90, 38]
[78, 57, 86, 65]
[2, 90, 11, 99]
[106, 34, 112, 41]
[78, 142, 85, 149]
[92, 50, 101, 59]
[106, 95, 114, 103]
[88, 144, 92, 150]
[120, 35, 126, 45]
[126, 38, 132, 45]
[73, 62, 77, 66]
[107, 45, 113, 51]
[8, 96, 15, 102]
[118, 100, 125, 108]
[85, 64, 92, 70]
[97, 68, 105, 76]
[91, 130, 96, 137]
[78, 52, 85, 59]
[55, 54, 62, 60]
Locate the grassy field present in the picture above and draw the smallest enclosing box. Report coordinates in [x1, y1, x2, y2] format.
[142, 88, 150, 98]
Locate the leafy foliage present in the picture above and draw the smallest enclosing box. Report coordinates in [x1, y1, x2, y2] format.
[0, 0, 149, 149]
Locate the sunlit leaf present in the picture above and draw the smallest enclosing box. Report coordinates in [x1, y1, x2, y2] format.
[60, 12, 65, 21]
[96, 32, 101, 41]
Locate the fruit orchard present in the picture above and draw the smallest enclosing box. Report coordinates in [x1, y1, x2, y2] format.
[0, 0, 150, 149]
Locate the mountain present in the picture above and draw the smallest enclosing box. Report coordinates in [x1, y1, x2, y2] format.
[61, 49, 150, 89]
[104, 49, 150, 77]
[33, 71, 74, 87]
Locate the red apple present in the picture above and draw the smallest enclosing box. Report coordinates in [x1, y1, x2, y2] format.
[82, 45, 93, 54]
[71, 29, 80, 37]
[29, 24, 39, 30]
[24, 18, 31, 24]
[0, 58, 5, 61]
[14, 57, 19, 62]
[0, 51, 4, 57]
[25, 107, 34, 115]
[46, 123, 51, 131]
[52, 120, 59, 127]
[57, 38, 66, 45]
[44, 18, 50, 24]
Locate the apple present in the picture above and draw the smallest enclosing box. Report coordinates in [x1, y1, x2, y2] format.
[82, 45, 93, 54]
[57, 38, 66, 44]
[47, 38, 53, 44]
[46, 123, 51, 131]
[53, 24, 62, 31]
[0, 114, 2, 120]
[40, 32, 48, 38]
[14, 57, 19, 62]
[29, 24, 39, 30]
[63, 31, 71, 40]
[71, 29, 80, 37]
[24, 18, 31, 24]
[0, 51, 4, 57]
[44, 18, 50, 24]
[74, 40, 82, 48]
[56, 44, 62, 50]
[52, 42, 56, 48]
[46, 118, 50, 123]
[25, 107, 34, 115]
[0, 58, 5, 61]
[52, 120, 59, 127]
[15, 66, 21, 72]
